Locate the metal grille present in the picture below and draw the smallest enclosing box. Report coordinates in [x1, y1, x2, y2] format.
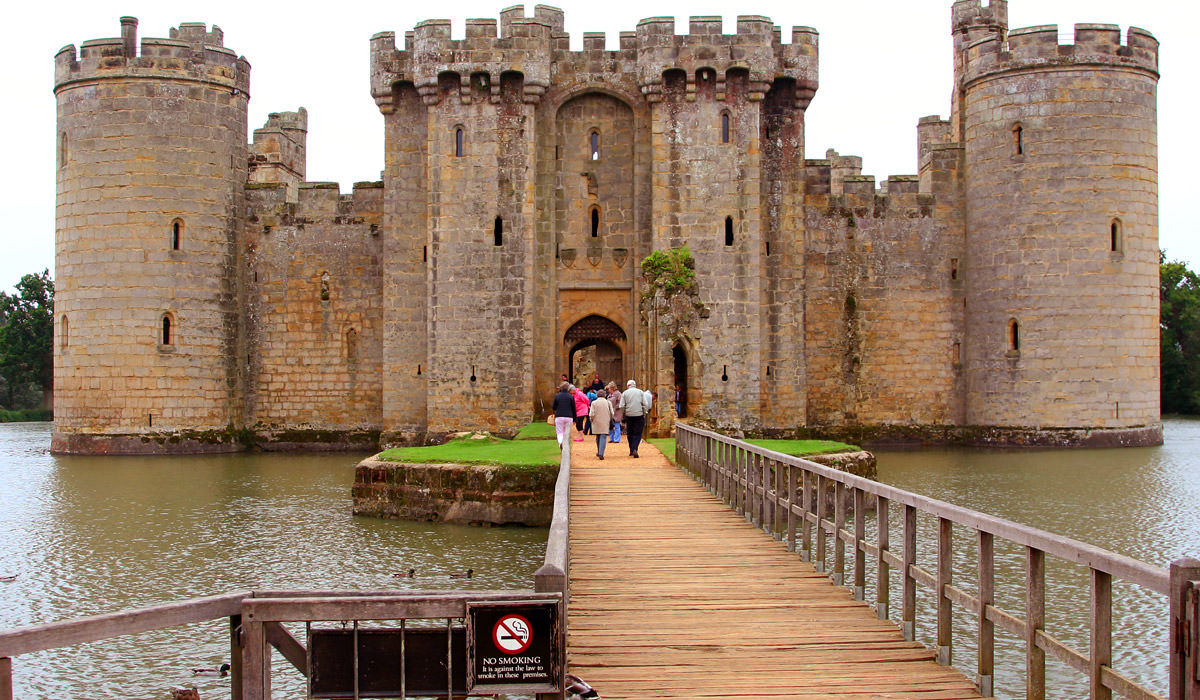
[565, 315, 625, 343]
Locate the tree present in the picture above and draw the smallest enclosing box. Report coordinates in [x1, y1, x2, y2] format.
[0, 270, 53, 409]
[1160, 253, 1200, 414]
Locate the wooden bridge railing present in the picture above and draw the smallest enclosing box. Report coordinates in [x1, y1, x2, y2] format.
[676, 422, 1200, 700]
[0, 441, 575, 700]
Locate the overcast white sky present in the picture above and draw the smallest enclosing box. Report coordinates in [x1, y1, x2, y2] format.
[3, 1, 1194, 292]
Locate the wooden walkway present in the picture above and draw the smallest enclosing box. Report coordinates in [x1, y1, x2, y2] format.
[565, 438, 982, 700]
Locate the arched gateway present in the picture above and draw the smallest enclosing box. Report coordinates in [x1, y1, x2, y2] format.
[564, 315, 626, 387]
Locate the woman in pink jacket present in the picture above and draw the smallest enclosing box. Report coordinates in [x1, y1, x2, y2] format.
[571, 385, 590, 441]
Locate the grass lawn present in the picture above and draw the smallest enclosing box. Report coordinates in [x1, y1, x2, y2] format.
[647, 437, 859, 464]
[378, 434, 561, 467]
[514, 421, 557, 440]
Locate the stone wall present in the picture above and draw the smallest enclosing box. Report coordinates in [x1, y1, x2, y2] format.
[242, 181, 383, 444]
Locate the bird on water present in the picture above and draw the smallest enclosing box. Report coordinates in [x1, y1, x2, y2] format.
[392, 568, 416, 578]
[191, 663, 230, 677]
[449, 568, 473, 579]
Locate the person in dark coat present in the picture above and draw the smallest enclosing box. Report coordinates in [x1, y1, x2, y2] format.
[552, 382, 575, 448]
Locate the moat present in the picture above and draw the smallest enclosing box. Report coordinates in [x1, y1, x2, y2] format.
[0, 420, 1195, 698]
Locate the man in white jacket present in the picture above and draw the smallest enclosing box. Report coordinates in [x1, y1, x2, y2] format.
[619, 379, 652, 458]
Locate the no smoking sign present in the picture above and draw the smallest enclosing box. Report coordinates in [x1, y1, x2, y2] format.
[468, 600, 560, 693]
[492, 614, 532, 654]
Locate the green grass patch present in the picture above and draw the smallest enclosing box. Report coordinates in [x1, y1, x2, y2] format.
[648, 437, 858, 465]
[0, 409, 51, 423]
[744, 439, 860, 456]
[378, 434, 562, 467]
[514, 421, 557, 440]
[647, 438, 676, 463]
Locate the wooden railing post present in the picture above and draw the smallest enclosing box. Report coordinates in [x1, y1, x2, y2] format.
[833, 480, 846, 586]
[876, 496, 890, 621]
[815, 475, 828, 574]
[0, 656, 12, 700]
[854, 488, 866, 601]
[242, 617, 270, 700]
[937, 517, 953, 666]
[1170, 557, 1200, 700]
[773, 458, 783, 540]
[902, 504, 917, 641]
[230, 614, 244, 700]
[978, 531, 994, 697]
[1027, 546, 1046, 700]
[800, 470, 813, 562]
[1091, 568, 1113, 700]
[786, 463, 798, 553]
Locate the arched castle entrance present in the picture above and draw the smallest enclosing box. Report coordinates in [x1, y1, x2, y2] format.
[564, 315, 626, 387]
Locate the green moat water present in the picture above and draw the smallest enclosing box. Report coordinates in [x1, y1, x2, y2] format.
[0, 420, 1196, 698]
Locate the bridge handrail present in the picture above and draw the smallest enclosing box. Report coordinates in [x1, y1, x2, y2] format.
[675, 422, 1196, 700]
[0, 589, 564, 700]
[535, 439, 571, 598]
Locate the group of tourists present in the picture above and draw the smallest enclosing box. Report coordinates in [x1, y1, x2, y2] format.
[551, 374, 653, 460]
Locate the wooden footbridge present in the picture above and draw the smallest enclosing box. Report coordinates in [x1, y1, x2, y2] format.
[565, 439, 979, 699]
[565, 439, 976, 698]
[0, 424, 1197, 699]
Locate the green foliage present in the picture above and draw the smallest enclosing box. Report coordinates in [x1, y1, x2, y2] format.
[0, 270, 53, 410]
[640, 246, 697, 296]
[378, 434, 562, 467]
[1161, 252, 1200, 413]
[0, 408, 52, 422]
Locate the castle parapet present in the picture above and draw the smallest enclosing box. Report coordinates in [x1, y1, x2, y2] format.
[961, 22, 1158, 87]
[636, 14, 817, 104]
[55, 18, 250, 94]
[372, 8, 818, 112]
[371, 8, 558, 111]
[248, 181, 384, 229]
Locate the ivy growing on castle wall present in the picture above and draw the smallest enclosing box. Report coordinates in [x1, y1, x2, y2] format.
[639, 246, 707, 342]
[640, 246, 697, 297]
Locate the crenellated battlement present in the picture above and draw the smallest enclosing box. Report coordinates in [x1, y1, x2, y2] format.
[54, 17, 250, 94]
[246, 181, 383, 228]
[960, 22, 1158, 86]
[804, 155, 933, 216]
[371, 7, 818, 112]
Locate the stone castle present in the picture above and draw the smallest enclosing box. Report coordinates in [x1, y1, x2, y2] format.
[51, 1, 1162, 454]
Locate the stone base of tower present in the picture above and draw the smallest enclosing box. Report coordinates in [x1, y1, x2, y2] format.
[50, 430, 247, 456]
[50, 427, 386, 455]
[794, 422, 1164, 449]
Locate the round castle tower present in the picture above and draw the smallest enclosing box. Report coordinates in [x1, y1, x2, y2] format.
[53, 18, 250, 453]
[954, 0, 1161, 444]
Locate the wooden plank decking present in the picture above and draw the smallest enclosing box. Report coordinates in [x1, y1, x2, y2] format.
[565, 439, 982, 700]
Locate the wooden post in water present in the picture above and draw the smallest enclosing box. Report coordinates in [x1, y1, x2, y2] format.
[1170, 556, 1200, 700]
